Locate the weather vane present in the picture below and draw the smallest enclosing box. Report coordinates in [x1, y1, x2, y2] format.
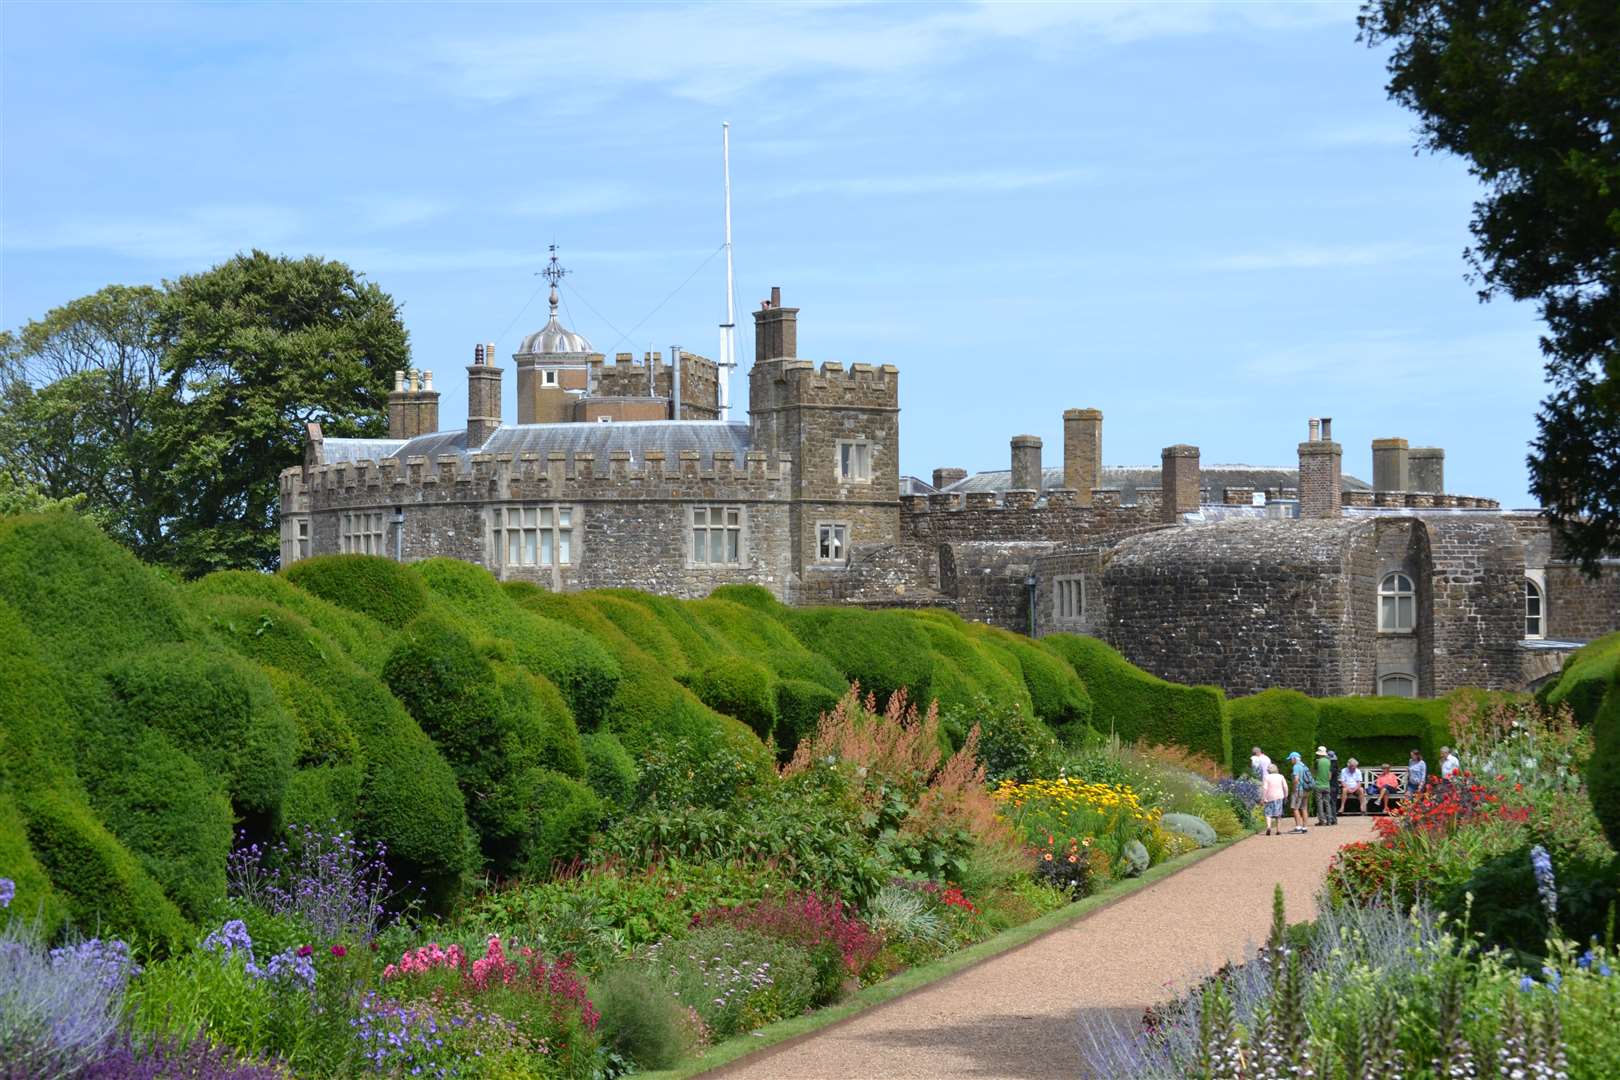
[539, 244, 569, 289]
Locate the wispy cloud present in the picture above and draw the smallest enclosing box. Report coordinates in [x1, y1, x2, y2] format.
[3, 203, 306, 262]
[771, 167, 1095, 200]
[1204, 242, 1433, 272]
[1239, 329, 1541, 389]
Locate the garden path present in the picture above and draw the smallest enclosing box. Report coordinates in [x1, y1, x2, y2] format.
[704, 816, 1375, 1079]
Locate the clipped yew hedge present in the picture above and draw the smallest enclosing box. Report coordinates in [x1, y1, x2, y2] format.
[787, 607, 935, 708]
[1539, 630, 1620, 726]
[284, 553, 428, 630]
[1590, 682, 1620, 850]
[1227, 689, 1320, 768]
[1314, 695, 1451, 771]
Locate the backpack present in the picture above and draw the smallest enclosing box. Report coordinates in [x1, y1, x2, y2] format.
[1295, 765, 1315, 791]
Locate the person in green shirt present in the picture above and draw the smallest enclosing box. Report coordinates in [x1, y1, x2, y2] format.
[1314, 746, 1336, 825]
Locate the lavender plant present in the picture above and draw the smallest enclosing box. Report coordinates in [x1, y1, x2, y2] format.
[0, 916, 139, 1079]
[78, 1033, 283, 1079]
[226, 823, 399, 941]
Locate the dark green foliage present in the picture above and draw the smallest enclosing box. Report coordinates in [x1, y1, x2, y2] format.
[1440, 845, 1620, 962]
[492, 662, 586, 778]
[19, 785, 191, 950]
[787, 607, 934, 708]
[201, 592, 470, 908]
[101, 643, 297, 822]
[1590, 681, 1620, 850]
[414, 559, 621, 729]
[581, 731, 638, 811]
[1539, 630, 1620, 726]
[962, 697, 1060, 782]
[972, 622, 1092, 732]
[383, 616, 579, 872]
[0, 601, 76, 792]
[0, 787, 68, 933]
[191, 569, 390, 670]
[283, 554, 427, 629]
[1314, 696, 1451, 771]
[0, 513, 191, 665]
[765, 649, 848, 694]
[1228, 689, 1320, 771]
[1043, 633, 1230, 768]
[524, 769, 602, 879]
[684, 657, 778, 740]
[906, 613, 1033, 723]
[774, 678, 841, 755]
[592, 964, 695, 1070]
[707, 583, 787, 614]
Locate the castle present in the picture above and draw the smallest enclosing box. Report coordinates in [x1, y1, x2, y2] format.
[279, 277, 1620, 700]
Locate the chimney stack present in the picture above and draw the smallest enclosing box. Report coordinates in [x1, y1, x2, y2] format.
[388, 368, 441, 439]
[1161, 444, 1200, 522]
[1063, 408, 1103, 507]
[467, 342, 503, 448]
[1300, 423, 1343, 518]
[932, 467, 967, 491]
[1372, 438, 1409, 492]
[1408, 447, 1444, 494]
[1010, 435, 1043, 493]
[752, 286, 798, 362]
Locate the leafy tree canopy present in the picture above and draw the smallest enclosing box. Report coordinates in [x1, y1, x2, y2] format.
[1359, 0, 1620, 569]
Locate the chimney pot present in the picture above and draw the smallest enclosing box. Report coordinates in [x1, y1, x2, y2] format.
[394, 370, 405, 392]
[771, 286, 781, 306]
[1320, 416, 1332, 441]
[1308, 417, 1321, 442]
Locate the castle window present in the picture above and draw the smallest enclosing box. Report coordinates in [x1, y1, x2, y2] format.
[1378, 572, 1415, 633]
[692, 506, 743, 566]
[817, 522, 848, 562]
[1525, 577, 1545, 639]
[1379, 673, 1417, 698]
[297, 518, 309, 561]
[1053, 576, 1084, 622]
[340, 511, 385, 555]
[838, 441, 871, 483]
[495, 505, 573, 567]
[543, 370, 558, 386]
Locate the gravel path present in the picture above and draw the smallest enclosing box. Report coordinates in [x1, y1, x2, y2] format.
[705, 816, 1374, 1080]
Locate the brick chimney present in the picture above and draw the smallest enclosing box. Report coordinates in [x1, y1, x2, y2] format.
[466, 342, 503, 449]
[1300, 421, 1343, 518]
[1161, 444, 1200, 522]
[1063, 408, 1102, 506]
[1372, 437, 1409, 493]
[1408, 447, 1444, 494]
[1010, 435, 1043, 493]
[388, 370, 441, 439]
[752, 286, 798, 361]
[932, 467, 966, 491]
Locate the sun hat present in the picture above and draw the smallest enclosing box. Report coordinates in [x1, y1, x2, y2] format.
[1315, 746, 1328, 757]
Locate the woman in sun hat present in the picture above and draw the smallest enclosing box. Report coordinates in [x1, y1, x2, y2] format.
[1286, 752, 1312, 833]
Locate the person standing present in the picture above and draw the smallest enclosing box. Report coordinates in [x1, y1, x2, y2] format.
[1440, 746, 1461, 781]
[1250, 746, 1273, 782]
[1261, 763, 1288, 836]
[1407, 749, 1428, 795]
[1287, 752, 1312, 833]
[1338, 758, 1367, 815]
[1313, 746, 1335, 826]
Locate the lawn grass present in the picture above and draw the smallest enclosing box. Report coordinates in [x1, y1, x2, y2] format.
[632, 837, 1238, 1079]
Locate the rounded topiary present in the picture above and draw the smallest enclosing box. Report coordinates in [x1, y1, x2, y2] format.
[1120, 839, 1150, 877]
[192, 569, 390, 670]
[101, 643, 297, 821]
[1589, 682, 1620, 851]
[284, 553, 428, 629]
[1160, 812, 1218, 849]
[774, 678, 841, 755]
[522, 769, 602, 879]
[581, 731, 638, 811]
[787, 608, 935, 709]
[707, 583, 787, 615]
[685, 657, 778, 740]
[1227, 689, 1319, 776]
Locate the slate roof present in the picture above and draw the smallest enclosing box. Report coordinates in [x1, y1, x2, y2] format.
[944, 465, 1372, 504]
[320, 421, 752, 468]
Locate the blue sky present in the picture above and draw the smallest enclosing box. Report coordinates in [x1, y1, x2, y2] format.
[2, 1, 1549, 505]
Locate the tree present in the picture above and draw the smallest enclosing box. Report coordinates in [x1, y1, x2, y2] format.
[157, 251, 410, 575]
[1358, 1, 1620, 570]
[0, 286, 170, 556]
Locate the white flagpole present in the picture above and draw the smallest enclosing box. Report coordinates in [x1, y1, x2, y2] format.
[720, 121, 736, 421]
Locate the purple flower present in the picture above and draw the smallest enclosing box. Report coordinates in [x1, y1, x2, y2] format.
[1529, 845, 1558, 921]
[331, 944, 348, 958]
[0, 877, 14, 909]
[297, 945, 313, 958]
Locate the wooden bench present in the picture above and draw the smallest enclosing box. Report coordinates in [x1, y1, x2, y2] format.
[1336, 765, 1412, 814]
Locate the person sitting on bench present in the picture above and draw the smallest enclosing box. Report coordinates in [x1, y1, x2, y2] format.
[1372, 763, 1403, 813]
[1338, 758, 1367, 815]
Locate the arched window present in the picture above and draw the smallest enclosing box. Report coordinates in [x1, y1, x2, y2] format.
[1378, 572, 1416, 633]
[1379, 673, 1417, 698]
[1525, 578, 1545, 639]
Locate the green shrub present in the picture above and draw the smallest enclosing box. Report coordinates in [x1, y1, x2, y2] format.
[592, 964, 696, 1071]
[684, 657, 778, 740]
[190, 569, 389, 670]
[646, 925, 820, 1040]
[581, 731, 638, 811]
[0, 601, 76, 792]
[707, 584, 788, 615]
[774, 678, 841, 755]
[590, 590, 725, 674]
[416, 559, 621, 728]
[1160, 812, 1218, 848]
[0, 788, 67, 933]
[0, 513, 190, 665]
[787, 607, 935, 708]
[1227, 689, 1319, 774]
[1314, 695, 1451, 770]
[199, 593, 470, 908]
[1541, 631, 1620, 726]
[523, 770, 602, 879]
[973, 623, 1093, 732]
[100, 643, 297, 823]
[766, 649, 849, 694]
[283, 553, 428, 629]
[1589, 682, 1620, 850]
[946, 695, 1058, 782]
[1043, 633, 1230, 768]
[906, 614, 1033, 722]
[19, 785, 190, 949]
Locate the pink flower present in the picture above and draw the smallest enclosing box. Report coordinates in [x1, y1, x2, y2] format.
[330, 944, 347, 958]
[296, 945, 313, 958]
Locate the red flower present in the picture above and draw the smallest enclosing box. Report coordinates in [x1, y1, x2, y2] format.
[330, 944, 347, 958]
[296, 945, 313, 958]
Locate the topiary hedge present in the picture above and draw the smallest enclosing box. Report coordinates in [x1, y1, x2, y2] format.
[1042, 634, 1230, 769]
[1588, 681, 1620, 850]
[0, 787, 68, 934]
[521, 769, 602, 879]
[774, 678, 841, 754]
[1539, 631, 1620, 726]
[1313, 695, 1451, 771]
[284, 553, 428, 630]
[683, 657, 779, 741]
[972, 623, 1093, 734]
[1227, 689, 1320, 773]
[191, 569, 390, 671]
[787, 607, 935, 709]
[581, 731, 638, 812]
[905, 613, 1033, 723]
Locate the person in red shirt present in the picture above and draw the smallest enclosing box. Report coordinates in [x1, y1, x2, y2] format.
[1372, 763, 1403, 813]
